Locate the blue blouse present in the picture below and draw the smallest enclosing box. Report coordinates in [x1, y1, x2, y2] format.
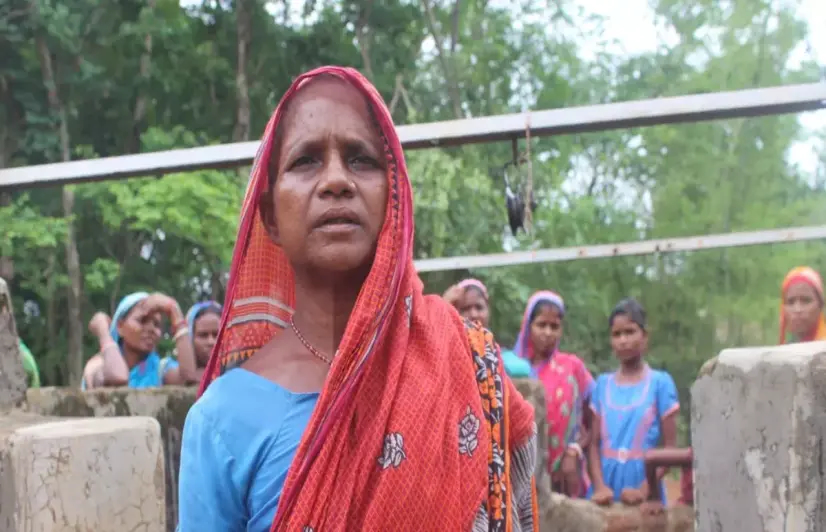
[177, 368, 319, 532]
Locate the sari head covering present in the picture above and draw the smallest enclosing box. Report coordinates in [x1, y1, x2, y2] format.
[110, 291, 150, 344]
[105, 291, 174, 389]
[780, 266, 826, 343]
[458, 278, 489, 300]
[199, 67, 537, 531]
[185, 300, 222, 340]
[513, 291, 594, 495]
[514, 290, 565, 363]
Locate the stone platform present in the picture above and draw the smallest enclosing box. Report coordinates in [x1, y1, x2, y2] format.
[0, 413, 165, 531]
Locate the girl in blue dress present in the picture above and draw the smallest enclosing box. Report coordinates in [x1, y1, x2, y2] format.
[588, 298, 679, 506]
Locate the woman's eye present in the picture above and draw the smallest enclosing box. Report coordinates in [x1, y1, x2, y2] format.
[350, 155, 377, 167]
[290, 155, 315, 169]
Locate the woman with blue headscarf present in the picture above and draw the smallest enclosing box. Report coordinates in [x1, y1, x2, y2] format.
[186, 301, 222, 382]
[82, 292, 198, 389]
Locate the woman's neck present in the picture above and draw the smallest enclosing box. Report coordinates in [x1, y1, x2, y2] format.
[618, 356, 645, 378]
[121, 346, 149, 370]
[531, 344, 557, 365]
[292, 272, 363, 356]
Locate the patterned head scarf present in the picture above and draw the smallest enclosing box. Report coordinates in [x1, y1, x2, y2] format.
[780, 266, 826, 343]
[198, 66, 536, 531]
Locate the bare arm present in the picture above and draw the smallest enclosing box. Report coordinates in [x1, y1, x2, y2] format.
[164, 303, 199, 385]
[100, 335, 129, 386]
[588, 410, 606, 490]
[576, 396, 593, 450]
[86, 312, 129, 387]
[656, 410, 679, 483]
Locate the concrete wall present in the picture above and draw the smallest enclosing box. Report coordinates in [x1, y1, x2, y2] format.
[22, 378, 694, 532]
[0, 413, 165, 532]
[692, 341, 826, 532]
[25, 386, 195, 532]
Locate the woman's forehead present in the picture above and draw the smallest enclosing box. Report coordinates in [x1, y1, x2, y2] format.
[280, 77, 375, 132]
[786, 281, 819, 297]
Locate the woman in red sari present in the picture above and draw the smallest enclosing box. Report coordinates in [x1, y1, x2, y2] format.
[177, 67, 538, 532]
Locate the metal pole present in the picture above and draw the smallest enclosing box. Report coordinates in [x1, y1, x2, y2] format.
[412, 225, 826, 272]
[2, 82, 824, 189]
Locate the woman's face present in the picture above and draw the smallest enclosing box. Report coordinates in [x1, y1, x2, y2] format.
[193, 311, 220, 366]
[117, 302, 161, 355]
[261, 76, 389, 277]
[784, 281, 823, 338]
[457, 287, 490, 328]
[610, 313, 646, 362]
[529, 303, 563, 358]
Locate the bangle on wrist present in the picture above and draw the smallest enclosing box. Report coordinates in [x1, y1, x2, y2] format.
[567, 443, 583, 458]
[173, 327, 189, 341]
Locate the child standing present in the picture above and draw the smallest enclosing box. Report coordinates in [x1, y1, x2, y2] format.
[514, 291, 594, 497]
[588, 298, 679, 506]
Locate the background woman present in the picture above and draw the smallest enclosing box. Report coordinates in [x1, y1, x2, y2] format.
[178, 67, 537, 531]
[186, 301, 222, 382]
[588, 298, 679, 506]
[514, 290, 594, 497]
[443, 278, 532, 377]
[780, 266, 826, 343]
[82, 291, 197, 388]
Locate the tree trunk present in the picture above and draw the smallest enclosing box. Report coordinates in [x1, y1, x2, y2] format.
[31, 5, 84, 385]
[232, 0, 251, 143]
[128, 0, 155, 154]
[0, 76, 16, 281]
[355, 1, 375, 81]
[420, 0, 462, 118]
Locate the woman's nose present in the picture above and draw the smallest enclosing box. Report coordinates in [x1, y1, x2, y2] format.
[318, 155, 354, 197]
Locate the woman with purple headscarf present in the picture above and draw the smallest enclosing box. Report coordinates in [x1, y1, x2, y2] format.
[514, 291, 594, 497]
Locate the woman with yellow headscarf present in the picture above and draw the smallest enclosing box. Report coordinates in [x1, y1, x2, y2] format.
[780, 266, 826, 344]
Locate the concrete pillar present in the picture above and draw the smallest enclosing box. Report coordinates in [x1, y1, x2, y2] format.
[0, 414, 166, 532]
[691, 341, 826, 532]
[0, 277, 27, 411]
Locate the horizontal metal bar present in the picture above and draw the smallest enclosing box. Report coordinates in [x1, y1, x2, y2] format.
[2, 83, 824, 189]
[413, 225, 826, 272]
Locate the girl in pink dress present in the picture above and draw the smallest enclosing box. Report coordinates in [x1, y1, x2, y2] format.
[514, 291, 594, 497]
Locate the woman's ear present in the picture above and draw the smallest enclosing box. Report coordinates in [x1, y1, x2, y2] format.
[259, 183, 280, 245]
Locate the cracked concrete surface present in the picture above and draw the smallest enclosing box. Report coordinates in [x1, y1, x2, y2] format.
[0, 278, 27, 412]
[0, 415, 165, 532]
[692, 341, 826, 532]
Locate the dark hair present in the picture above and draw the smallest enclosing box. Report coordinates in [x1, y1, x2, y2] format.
[529, 299, 564, 324]
[609, 298, 646, 330]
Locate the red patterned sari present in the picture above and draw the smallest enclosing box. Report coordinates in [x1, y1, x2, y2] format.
[198, 66, 538, 532]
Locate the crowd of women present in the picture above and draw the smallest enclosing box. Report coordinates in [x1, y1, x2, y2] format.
[439, 265, 826, 508]
[49, 66, 825, 531]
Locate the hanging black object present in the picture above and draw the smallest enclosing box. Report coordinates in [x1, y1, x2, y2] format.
[498, 158, 537, 236]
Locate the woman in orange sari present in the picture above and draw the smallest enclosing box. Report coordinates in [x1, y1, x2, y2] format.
[780, 266, 826, 344]
[177, 66, 538, 532]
